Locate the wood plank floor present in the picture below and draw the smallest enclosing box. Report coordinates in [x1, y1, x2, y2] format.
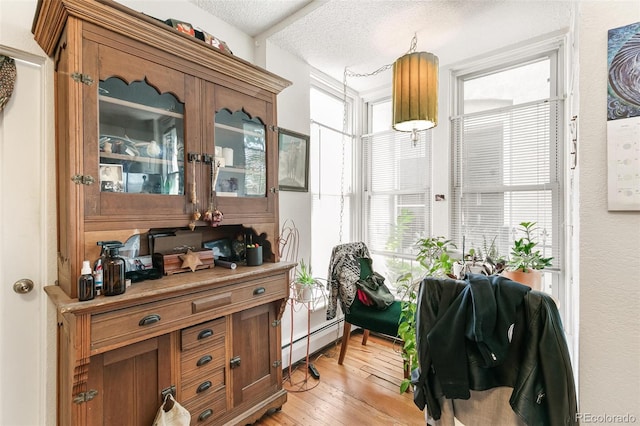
[255, 331, 426, 426]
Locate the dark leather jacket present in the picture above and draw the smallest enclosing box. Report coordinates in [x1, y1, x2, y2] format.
[412, 275, 578, 426]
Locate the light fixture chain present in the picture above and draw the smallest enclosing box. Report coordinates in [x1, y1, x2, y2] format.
[345, 63, 392, 78]
[344, 33, 418, 78]
[337, 33, 421, 242]
[338, 67, 349, 244]
[408, 33, 417, 53]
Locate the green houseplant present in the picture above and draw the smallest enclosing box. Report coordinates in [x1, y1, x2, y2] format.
[502, 221, 553, 290]
[397, 236, 456, 393]
[293, 259, 319, 302]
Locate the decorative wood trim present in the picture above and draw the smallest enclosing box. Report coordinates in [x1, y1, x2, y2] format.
[32, 0, 69, 56]
[226, 390, 287, 425]
[32, 0, 291, 94]
[276, 297, 288, 321]
[71, 313, 92, 391]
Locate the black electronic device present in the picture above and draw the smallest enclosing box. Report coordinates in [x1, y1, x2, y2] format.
[308, 363, 320, 379]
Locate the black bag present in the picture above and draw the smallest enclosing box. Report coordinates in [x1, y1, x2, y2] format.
[356, 271, 395, 310]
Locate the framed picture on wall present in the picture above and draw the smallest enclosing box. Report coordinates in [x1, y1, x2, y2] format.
[278, 128, 310, 192]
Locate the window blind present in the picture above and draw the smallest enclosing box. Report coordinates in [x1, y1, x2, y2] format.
[451, 99, 562, 270]
[310, 122, 354, 277]
[363, 129, 431, 258]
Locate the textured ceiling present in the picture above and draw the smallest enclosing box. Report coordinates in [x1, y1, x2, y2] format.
[189, 0, 574, 92]
[189, 0, 312, 37]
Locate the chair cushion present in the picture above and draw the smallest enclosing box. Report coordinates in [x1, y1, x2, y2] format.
[346, 296, 402, 338]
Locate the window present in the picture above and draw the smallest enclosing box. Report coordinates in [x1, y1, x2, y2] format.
[362, 99, 432, 286]
[451, 45, 565, 301]
[309, 85, 354, 277]
[353, 36, 572, 357]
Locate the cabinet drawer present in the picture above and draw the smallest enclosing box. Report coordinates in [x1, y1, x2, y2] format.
[181, 317, 226, 352]
[181, 337, 226, 379]
[181, 366, 225, 402]
[91, 297, 192, 352]
[91, 274, 287, 353]
[184, 390, 227, 426]
[191, 275, 287, 315]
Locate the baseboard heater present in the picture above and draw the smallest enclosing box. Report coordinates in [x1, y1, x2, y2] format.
[280, 317, 344, 351]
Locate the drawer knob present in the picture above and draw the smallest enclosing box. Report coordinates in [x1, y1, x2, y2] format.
[198, 409, 213, 422]
[197, 329, 213, 340]
[253, 287, 265, 295]
[196, 355, 212, 367]
[138, 314, 161, 326]
[196, 381, 212, 393]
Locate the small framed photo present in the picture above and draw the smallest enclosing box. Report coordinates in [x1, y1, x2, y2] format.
[203, 238, 232, 259]
[99, 163, 124, 192]
[278, 128, 309, 192]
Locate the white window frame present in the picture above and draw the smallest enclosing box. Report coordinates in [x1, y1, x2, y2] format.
[360, 95, 434, 288]
[309, 72, 360, 282]
[449, 34, 576, 348]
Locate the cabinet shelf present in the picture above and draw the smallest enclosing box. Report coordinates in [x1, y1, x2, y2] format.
[215, 122, 264, 138]
[100, 151, 184, 166]
[100, 95, 184, 120]
[219, 166, 246, 174]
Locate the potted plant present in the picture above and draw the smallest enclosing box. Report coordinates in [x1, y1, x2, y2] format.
[502, 221, 553, 290]
[453, 236, 506, 278]
[397, 236, 456, 393]
[414, 236, 457, 277]
[293, 259, 319, 303]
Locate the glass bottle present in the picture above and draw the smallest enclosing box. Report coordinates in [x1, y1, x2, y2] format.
[103, 245, 126, 296]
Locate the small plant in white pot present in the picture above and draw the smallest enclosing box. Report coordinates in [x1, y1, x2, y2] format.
[502, 221, 553, 291]
[293, 259, 319, 303]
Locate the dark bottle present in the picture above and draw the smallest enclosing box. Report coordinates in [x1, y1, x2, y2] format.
[78, 260, 95, 301]
[103, 244, 126, 296]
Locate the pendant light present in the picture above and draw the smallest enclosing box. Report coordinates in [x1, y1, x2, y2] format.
[392, 50, 439, 145]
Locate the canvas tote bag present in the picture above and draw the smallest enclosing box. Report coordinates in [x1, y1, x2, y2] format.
[152, 394, 191, 426]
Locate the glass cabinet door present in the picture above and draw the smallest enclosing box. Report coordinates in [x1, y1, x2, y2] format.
[214, 109, 266, 198]
[98, 77, 185, 196]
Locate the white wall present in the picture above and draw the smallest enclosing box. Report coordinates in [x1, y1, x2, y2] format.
[116, 0, 256, 62]
[261, 40, 341, 365]
[577, 1, 640, 418]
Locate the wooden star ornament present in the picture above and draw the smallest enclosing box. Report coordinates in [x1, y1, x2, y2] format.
[179, 249, 203, 272]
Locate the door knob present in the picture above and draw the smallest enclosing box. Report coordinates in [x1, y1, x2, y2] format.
[13, 279, 34, 294]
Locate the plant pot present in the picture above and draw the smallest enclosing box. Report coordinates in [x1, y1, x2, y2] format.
[294, 283, 314, 303]
[245, 246, 263, 266]
[453, 262, 486, 278]
[501, 269, 542, 291]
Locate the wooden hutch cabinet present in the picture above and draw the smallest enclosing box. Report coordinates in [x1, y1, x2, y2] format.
[32, 0, 293, 424]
